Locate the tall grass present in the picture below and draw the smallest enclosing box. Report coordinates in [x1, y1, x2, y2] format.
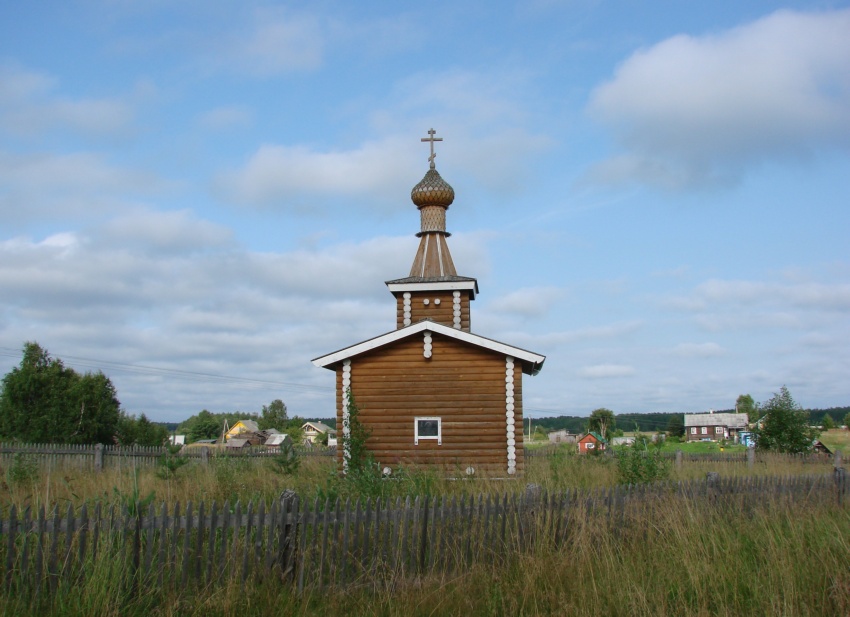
[0, 449, 839, 513]
[2, 491, 847, 617]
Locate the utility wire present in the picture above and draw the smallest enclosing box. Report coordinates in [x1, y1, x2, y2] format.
[0, 346, 333, 394]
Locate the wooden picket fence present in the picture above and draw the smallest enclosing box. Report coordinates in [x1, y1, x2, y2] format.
[0, 442, 336, 473]
[526, 445, 838, 466]
[1, 471, 846, 597]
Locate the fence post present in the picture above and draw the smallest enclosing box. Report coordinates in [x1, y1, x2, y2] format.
[279, 489, 298, 583]
[706, 471, 720, 502]
[675, 449, 682, 469]
[94, 443, 103, 472]
[834, 450, 842, 469]
[747, 447, 755, 469]
[201, 447, 209, 466]
[835, 466, 846, 507]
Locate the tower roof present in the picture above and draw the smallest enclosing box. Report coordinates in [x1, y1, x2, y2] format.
[411, 168, 455, 208]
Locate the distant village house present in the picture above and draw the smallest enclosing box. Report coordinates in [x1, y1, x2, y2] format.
[684, 412, 748, 442]
[578, 432, 607, 454]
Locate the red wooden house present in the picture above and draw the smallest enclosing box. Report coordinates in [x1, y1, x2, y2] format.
[313, 130, 545, 477]
[577, 432, 607, 454]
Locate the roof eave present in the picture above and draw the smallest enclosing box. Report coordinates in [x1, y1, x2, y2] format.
[312, 319, 545, 371]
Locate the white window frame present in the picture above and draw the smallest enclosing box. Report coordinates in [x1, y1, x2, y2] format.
[701, 427, 707, 435]
[690, 427, 697, 435]
[716, 426, 724, 434]
[414, 417, 442, 445]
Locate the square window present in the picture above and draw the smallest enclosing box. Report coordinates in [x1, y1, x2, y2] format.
[690, 427, 697, 434]
[716, 426, 723, 434]
[415, 417, 441, 445]
[701, 427, 707, 434]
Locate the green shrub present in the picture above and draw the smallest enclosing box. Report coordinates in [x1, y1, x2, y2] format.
[617, 437, 670, 485]
[5, 452, 39, 487]
[268, 441, 300, 476]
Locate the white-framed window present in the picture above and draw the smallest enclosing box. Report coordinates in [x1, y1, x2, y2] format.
[716, 426, 723, 434]
[586, 442, 595, 449]
[414, 417, 441, 445]
[690, 427, 697, 435]
[701, 427, 707, 434]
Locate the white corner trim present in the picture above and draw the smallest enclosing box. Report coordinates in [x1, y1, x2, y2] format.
[341, 360, 352, 472]
[506, 355, 517, 475]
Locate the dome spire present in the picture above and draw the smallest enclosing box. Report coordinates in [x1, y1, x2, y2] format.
[407, 129, 457, 278]
[421, 127, 442, 170]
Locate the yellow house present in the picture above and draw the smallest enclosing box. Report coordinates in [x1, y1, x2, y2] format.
[224, 420, 260, 441]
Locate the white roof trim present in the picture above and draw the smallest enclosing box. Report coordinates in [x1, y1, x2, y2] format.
[386, 280, 478, 297]
[312, 320, 545, 373]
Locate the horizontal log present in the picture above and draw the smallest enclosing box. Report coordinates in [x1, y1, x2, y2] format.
[359, 417, 518, 425]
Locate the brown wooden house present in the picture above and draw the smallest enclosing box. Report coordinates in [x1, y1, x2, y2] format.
[313, 130, 545, 477]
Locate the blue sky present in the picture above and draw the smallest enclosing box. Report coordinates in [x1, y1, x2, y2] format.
[1, 1, 848, 422]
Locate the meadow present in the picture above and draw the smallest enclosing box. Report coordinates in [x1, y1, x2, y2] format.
[0, 442, 847, 616]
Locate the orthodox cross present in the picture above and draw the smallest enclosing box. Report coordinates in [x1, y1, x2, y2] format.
[421, 128, 442, 169]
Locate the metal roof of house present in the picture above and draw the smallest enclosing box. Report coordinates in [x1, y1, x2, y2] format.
[684, 413, 748, 429]
[265, 433, 291, 446]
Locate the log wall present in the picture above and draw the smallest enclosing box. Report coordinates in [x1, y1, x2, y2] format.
[395, 290, 471, 331]
[336, 332, 523, 476]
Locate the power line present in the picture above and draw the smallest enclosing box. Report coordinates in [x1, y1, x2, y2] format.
[0, 346, 333, 394]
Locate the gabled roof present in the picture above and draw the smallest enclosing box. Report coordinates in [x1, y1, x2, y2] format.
[684, 413, 748, 429]
[580, 431, 608, 444]
[302, 421, 335, 434]
[228, 419, 259, 433]
[311, 319, 545, 375]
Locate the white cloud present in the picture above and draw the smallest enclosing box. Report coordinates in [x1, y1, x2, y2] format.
[218, 67, 551, 211]
[97, 208, 234, 255]
[217, 137, 416, 209]
[197, 105, 253, 130]
[671, 342, 725, 358]
[578, 364, 636, 378]
[669, 278, 850, 313]
[585, 9, 850, 190]
[488, 286, 564, 317]
[0, 151, 163, 225]
[0, 64, 134, 138]
[214, 8, 324, 76]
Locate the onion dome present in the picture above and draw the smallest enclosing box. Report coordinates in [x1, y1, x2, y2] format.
[410, 168, 455, 208]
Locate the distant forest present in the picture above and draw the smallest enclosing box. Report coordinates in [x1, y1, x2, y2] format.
[155, 408, 848, 435]
[529, 407, 850, 435]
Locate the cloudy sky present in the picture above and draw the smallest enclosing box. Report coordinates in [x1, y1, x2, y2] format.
[1, 1, 849, 423]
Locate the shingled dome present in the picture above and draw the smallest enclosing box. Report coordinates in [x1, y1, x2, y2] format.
[411, 168, 455, 208]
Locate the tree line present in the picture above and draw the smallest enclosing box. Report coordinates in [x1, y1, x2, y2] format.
[0, 342, 309, 447]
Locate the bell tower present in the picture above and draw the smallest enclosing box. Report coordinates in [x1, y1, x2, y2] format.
[385, 129, 478, 331]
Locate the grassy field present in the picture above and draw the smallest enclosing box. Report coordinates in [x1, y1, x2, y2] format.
[0, 447, 847, 616]
[0, 445, 840, 514]
[818, 428, 850, 454]
[1, 487, 847, 617]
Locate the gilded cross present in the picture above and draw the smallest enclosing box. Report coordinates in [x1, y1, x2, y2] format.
[421, 128, 442, 169]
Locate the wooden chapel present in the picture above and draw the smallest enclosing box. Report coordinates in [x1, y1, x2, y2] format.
[312, 130, 545, 476]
